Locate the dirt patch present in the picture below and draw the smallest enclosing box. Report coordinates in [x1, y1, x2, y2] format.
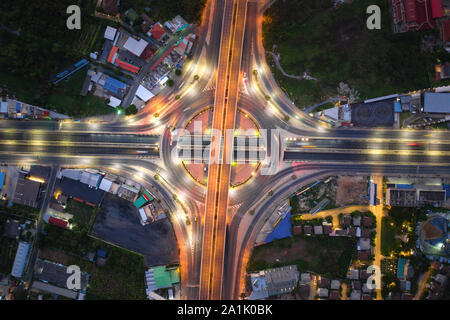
[38, 247, 71, 265]
[336, 176, 369, 207]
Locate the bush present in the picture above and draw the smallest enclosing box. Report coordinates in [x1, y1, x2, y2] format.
[125, 104, 138, 115]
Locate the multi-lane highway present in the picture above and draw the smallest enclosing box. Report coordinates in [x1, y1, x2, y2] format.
[1, 0, 450, 301]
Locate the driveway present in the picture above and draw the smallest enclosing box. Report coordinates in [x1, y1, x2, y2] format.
[91, 193, 179, 267]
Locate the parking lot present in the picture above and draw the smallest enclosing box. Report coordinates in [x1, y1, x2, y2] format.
[91, 193, 179, 267]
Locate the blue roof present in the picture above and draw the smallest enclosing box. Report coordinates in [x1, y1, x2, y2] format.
[443, 185, 450, 199]
[397, 257, 405, 279]
[97, 249, 107, 258]
[0, 172, 5, 191]
[264, 209, 292, 243]
[423, 92, 450, 113]
[397, 184, 414, 189]
[104, 77, 127, 94]
[394, 102, 402, 113]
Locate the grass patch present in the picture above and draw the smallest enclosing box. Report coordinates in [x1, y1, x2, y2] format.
[0, 237, 18, 274]
[38, 224, 146, 300]
[47, 67, 114, 117]
[248, 235, 355, 278]
[65, 199, 97, 232]
[381, 217, 397, 256]
[263, 0, 445, 107]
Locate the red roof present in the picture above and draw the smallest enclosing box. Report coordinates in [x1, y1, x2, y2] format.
[150, 23, 165, 40]
[405, 0, 418, 22]
[116, 59, 140, 74]
[49, 216, 68, 228]
[107, 46, 118, 64]
[430, 0, 443, 18]
[443, 20, 450, 42]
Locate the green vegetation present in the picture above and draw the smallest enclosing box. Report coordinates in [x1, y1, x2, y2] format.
[167, 79, 175, 87]
[381, 217, 397, 256]
[175, 69, 182, 76]
[248, 235, 356, 278]
[0, 237, 18, 274]
[47, 68, 114, 117]
[38, 224, 146, 299]
[65, 199, 97, 232]
[0, 201, 40, 221]
[125, 104, 138, 115]
[263, 0, 449, 108]
[120, 0, 206, 24]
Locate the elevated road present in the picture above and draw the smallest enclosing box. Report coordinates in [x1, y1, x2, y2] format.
[199, 0, 248, 300]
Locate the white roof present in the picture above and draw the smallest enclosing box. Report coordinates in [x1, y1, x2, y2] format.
[124, 37, 148, 56]
[323, 107, 339, 121]
[139, 208, 148, 222]
[1, 101, 7, 113]
[104, 26, 117, 41]
[11, 242, 31, 278]
[108, 96, 122, 108]
[60, 169, 82, 181]
[136, 85, 154, 102]
[99, 178, 113, 192]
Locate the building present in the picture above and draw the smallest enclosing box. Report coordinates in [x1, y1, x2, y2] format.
[135, 85, 155, 103]
[423, 92, 450, 113]
[391, 0, 438, 33]
[35, 259, 89, 291]
[101, 0, 119, 15]
[148, 22, 166, 40]
[13, 172, 42, 208]
[104, 26, 117, 41]
[419, 213, 449, 256]
[55, 177, 105, 207]
[248, 271, 269, 300]
[104, 76, 129, 97]
[140, 13, 154, 33]
[145, 266, 180, 295]
[264, 265, 299, 297]
[124, 37, 149, 57]
[386, 186, 447, 207]
[11, 242, 31, 278]
[164, 15, 188, 33]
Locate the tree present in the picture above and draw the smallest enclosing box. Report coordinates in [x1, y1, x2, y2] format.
[125, 105, 138, 115]
[193, 75, 200, 81]
[175, 69, 182, 76]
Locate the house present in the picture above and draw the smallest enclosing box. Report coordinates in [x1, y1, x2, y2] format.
[317, 287, 328, 298]
[352, 280, 362, 290]
[145, 266, 181, 294]
[342, 215, 351, 227]
[358, 238, 371, 251]
[101, 0, 119, 15]
[329, 290, 340, 300]
[348, 227, 356, 237]
[35, 259, 89, 293]
[11, 242, 31, 278]
[319, 277, 330, 288]
[363, 216, 373, 228]
[423, 92, 450, 113]
[348, 269, 360, 280]
[303, 225, 312, 235]
[265, 265, 299, 297]
[350, 290, 361, 300]
[361, 228, 373, 238]
[293, 225, 303, 235]
[314, 225, 323, 235]
[391, 0, 438, 33]
[300, 273, 311, 285]
[148, 22, 166, 40]
[358, 251, 370, 261]
[3, 219, 21, 239]
[248, 271, 268, 300]
[104, 26, 117, 41]
[13, 172, 42, 208]
[124, 37, 149, 57]
[323, 225, 332, 235]
[330, 280, 340, 290]
[140, 13, 154, 33]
